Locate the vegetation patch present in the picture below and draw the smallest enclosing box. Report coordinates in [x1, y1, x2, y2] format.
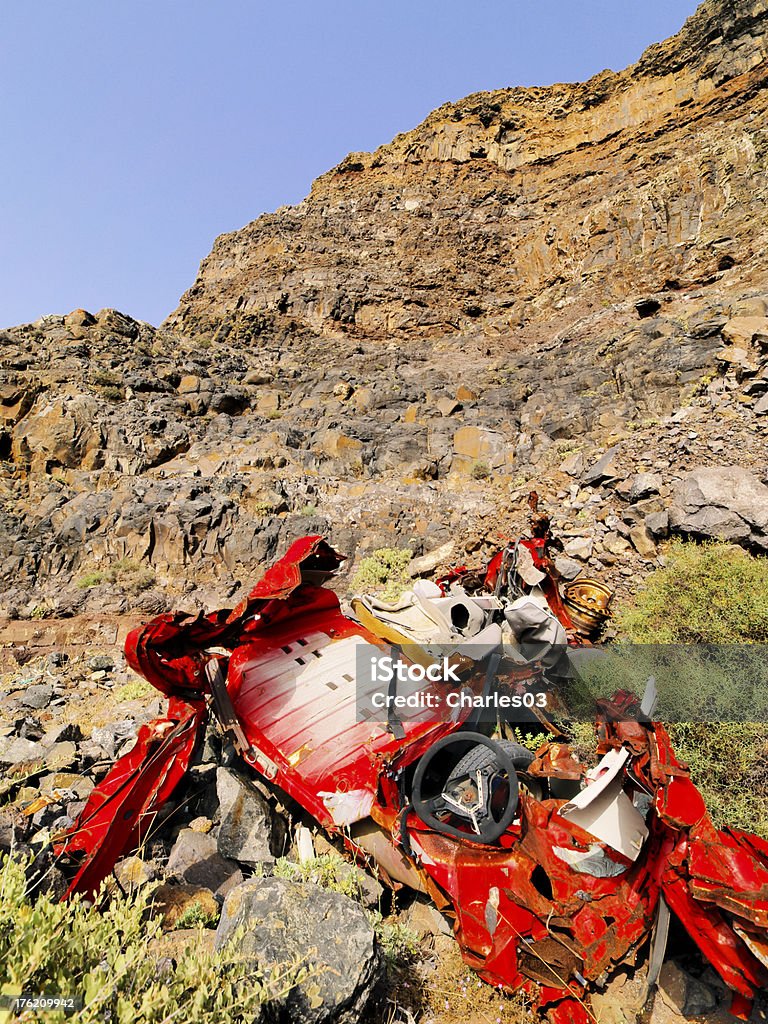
[609, 540, 768, 837]
[76, 559, 155, 594]
[351, 547, 413, 602]
[615, 539, 768, 643]
[0, 853, 300, 1024]
[115, 680, 155, 702]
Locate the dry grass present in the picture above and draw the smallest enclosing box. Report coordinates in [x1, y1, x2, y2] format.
[374, 935, 534, 1024]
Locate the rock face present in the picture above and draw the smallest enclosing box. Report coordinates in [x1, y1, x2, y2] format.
[1, 0, 768, 623]
[215, 876, 381, 1024]
[668, 467, 768, 549]
[166, 0, 768, 348]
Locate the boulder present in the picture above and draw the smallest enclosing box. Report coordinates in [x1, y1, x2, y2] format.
[554, 556, 584, 581]
[215, 767, 286, 867]
[721, 315, 768, 347]
[452, 426, 510, 470]
[628, 472, 663, 503]
[19, 683, 53, 709]
[582, 445, 622, 486]
[90, 720, 137, 759]
[563, 536, 594, 561]
[644, 510, 670, 539]
[408, 540, 455, 576]
[668, 467, 768, 550]
[652, 961, 718, 1020]
[215, 877, 381, 1024]
[166, 828, 243, 894]
[629, 525, 657, 559]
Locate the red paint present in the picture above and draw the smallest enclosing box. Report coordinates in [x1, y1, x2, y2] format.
[57, 535, 768, 1021]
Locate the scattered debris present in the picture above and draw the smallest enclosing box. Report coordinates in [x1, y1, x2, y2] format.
[44, 523, 768, 1022]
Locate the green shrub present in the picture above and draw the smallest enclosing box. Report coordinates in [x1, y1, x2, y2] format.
[615, 540, 768, 643]
[351, 547, 413, 602]
[365, 911, 420, 967]
[272, 854, 367, 902]
[611, 540, 768, 838]
[0, 853, 300, 1024]
[470, 460, 491, 480]
[115, 680, 155, 702]
[76, 561, 155, 595]
[667, 722, 768, 837]
[77, 570, 116, 590]
[173, 900, 220, 930]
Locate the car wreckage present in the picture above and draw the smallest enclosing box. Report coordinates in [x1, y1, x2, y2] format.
[54, 511, 768, 1023]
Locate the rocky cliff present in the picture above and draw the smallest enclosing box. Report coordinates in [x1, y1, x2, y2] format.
[167, 0, 768, 345]
[1, 0, 768, 630]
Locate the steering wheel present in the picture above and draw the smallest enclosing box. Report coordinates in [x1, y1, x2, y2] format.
[411, 732, 520, 844]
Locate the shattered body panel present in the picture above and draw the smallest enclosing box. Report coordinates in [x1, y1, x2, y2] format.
[55, 535, 768, 1021]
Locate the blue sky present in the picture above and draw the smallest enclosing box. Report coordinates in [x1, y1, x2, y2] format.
[1, 0, 701, 328]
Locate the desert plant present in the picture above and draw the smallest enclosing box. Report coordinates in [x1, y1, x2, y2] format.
[0, 853, 301, 1024]
[351, 547, 413, 602]
[470, 460, 491, 480]
[173, 899, 220, 930]
[609, 540, 768, 838]
[115, 680, 155, 702]
[615, 540, 768, 643]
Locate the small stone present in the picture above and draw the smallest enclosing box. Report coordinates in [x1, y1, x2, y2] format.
[629, 525, 657, 558]
[629, 472, 663, 503]
[177, 374, 200, 394]
[408, 540, 455, 576]
[554, 556, 584, 580]
[20, 683, 53, 710]
[88, 655, 114, 672]
[188, 816, 213, 834]
[437, 397, 462, 417]
[39, 772, 94, 801]
[17, 716, 44, 741]
[754, 392, 768, 415]
[114, 854, 158, 889]
[602, 532, 631, 556]
[166, 828, 242, 893]
[216, 767, 285, 867]
[559, 451, 586, 477]
[644, 511, 669, 539]
[91, 720, 136, 759]
[0, 736, 45, 768]
[655, 961, 717, 1019]
[564, 536, 594, 560]
[43, 742, 78, 771]
[582, 446, 622, 486]
[400, 901, 453, 939]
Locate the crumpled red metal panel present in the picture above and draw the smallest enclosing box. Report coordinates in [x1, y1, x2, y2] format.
[58, 537, 349, 897]
[54, 697, 206, 899]
[54, 533, 768, 1021]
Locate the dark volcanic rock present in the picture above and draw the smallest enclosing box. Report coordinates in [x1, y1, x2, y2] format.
[215, 766, 287, 867]
[668, 467, 768, 549]
[215, 876, 381, 1024]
